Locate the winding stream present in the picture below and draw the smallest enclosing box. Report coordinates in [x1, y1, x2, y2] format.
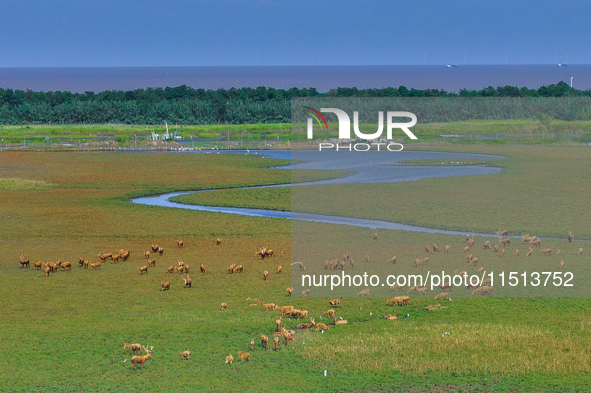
[130, 150, 504, 236]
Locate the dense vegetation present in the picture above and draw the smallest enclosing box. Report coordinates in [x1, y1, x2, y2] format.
[0, 81, 588, 125]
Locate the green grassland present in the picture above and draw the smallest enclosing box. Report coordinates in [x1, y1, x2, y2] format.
[0, 123, 290, 139]
[1, 149, 591, 392]
[3, 118, 591, 149]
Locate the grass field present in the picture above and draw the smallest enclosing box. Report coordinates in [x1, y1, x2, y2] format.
[2, 148, 591, 392]
[3, 118, 591, 149]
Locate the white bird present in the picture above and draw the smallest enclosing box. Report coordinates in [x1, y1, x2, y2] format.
[442, 332, 451, 337]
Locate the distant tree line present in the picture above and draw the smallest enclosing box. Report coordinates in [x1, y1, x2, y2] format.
[0, 81, 587, 125]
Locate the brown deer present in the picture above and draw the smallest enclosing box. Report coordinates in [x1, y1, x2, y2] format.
[131, 346, 153, 369]
[19, 254, 30, 268]
[182, 275, 192, 288]
[123, 343, 142, 354]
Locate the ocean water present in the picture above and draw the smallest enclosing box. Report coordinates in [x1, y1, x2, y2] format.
[0, 65, 588, 93]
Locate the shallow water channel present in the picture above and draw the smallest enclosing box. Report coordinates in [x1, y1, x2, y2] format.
[130, 150, 503, 236]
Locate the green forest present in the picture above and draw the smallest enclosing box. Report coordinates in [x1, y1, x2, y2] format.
[0, 81, 587, 125]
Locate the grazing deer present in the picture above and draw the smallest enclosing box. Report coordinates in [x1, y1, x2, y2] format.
[568, 231, 573, 243]
[238, 352, 250, 362]
[131, 346, 153, 369]
[179, 350, 190, 360]
[283, 332, 295, 345]
[123, 343, 142, 354]
[138, 265, 148, 274]
[161, 281, 170, 291]
[177, 240, 184, 248]
[260, 334, 269, 349]
[329, 298, 341, 307]
[182, 275, 192, 288]
[275, 316, 282, 331]
[225, 354, 233, 364]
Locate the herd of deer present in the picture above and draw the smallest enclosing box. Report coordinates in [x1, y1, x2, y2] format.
[312, 229, 583, 299]
[19, 240, 215, 292]
[220, 296, 351, 364]
[18, 227, 584, 369]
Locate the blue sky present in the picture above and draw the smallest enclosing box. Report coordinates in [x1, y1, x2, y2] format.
[1, 0, 588, 67]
